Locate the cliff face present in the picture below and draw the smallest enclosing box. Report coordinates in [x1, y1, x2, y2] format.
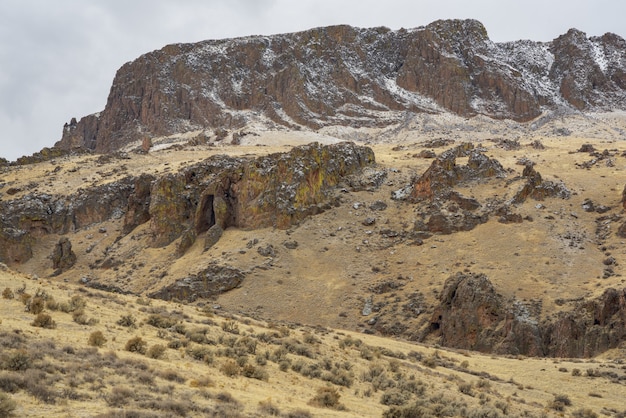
[56, 20, 626, 154]
[428, 272, 626, 358]
[0, 142, 374, 265]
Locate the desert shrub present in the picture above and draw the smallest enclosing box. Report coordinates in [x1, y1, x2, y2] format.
[235, 337, 257, 355]
[458, 382, 474, 396]
[116, 314, 136, 327]
[421, 355, 438, 368]
[255, 353, 268, 366]
[146, 314, 177, 329]
[31, 313, 56, 329]
[27, 297, 45, 315]
[308, 386, 344, 409]
[73, 308, 97, 325]
[221, 320, 239, 334]
[321, 368, 354, 387]
[0, 392, 17, 416]
[572, 368, 582, 376]
[159, 369, 186, 383]
[279, 360, 291, 372]
[572, 408, 599, 418]
[189, 376, 213, 388]
[549, 393, 572, 411]
[88, 331, 107, 347]
[258, 398, 281, 416]
[242, 364, 269, 381]
[0, 372, 25, 393]
[71, 295, 86, 308]
[221, 360, 240, 377]
[216, 391, 239, 404]
[106, 386, 134, 407]
[494, 400, 509, 414]
[270, 346, 289, 363]
[146, 344, 166, 359]
[380, 389, 409, 406]
[167, 338, 188, 349]
[125, 337, 147, 354]
[18, 292, 31, 306]
[467, 406, 504, 418]
[2, 350, 31, 371]
[186, 345, 214, 364]
[45, 296, 59, 311]
[1, 288, 13, 300]
[283, 409, 313, 418]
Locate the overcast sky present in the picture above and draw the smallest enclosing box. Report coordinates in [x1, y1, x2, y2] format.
[1, 0, 624, 161]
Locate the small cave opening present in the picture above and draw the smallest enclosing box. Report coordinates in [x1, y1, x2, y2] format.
[196, 194, 216, 234]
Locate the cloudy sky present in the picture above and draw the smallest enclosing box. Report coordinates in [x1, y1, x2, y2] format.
[1, 0, 624, 161]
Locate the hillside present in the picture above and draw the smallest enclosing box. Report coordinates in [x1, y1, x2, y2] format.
[2, 18, 626, 417]
[1, 264, 625, 417]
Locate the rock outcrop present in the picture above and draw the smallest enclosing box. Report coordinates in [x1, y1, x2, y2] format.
[427, 272, 626, 357]
[51, 237, 76, 272]
[55, 20, 626, 154]
[149, 264, 245, 302]
[0, 142, 374, 266]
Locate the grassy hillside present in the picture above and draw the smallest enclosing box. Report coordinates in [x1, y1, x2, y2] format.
[1, 265, 625, 417]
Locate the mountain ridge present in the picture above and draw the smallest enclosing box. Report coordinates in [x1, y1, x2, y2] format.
[55, 19, 626, 154]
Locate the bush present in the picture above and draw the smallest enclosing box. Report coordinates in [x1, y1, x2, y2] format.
[549, 393, 572, 411]
[0, 392, 17, 416]
[572, 368, 582, 376]
[125, 337, 147, 354]
[221, 320, 239, 334]
[380, 389, 409, 406]
[220, 360, 240, 377]
[283, 409, 313, 418]
[146, 314, 177, 329]
[146, 344, 166, 359]
[308, 386, 343, 409]
[27, 297, 45, 315]
[2, 350, 31, 371]
[116, 314, 136, 327]
[258, 398, 281, 416]
[88, 331, 107, 347]
[72, 309, 97, 325]
[572, 408, 599, 418]
[1, 288, 13, 300]
[31, 313, 56, 329]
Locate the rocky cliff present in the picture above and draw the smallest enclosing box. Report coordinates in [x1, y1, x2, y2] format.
[427, 272, 626, 358]
[0, 142, 374, 265]
[55, 20, 626, 154]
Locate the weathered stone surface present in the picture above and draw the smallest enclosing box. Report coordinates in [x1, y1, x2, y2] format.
[55, 20, 626, 154]
[409, 144, 505, 201]
[123, 174, 155, 234]
[51, 237, 76, 271]
[148, 264, 245, 302]
[147, 142, 375, 247]
[512, 164, 571, 203]
[427, 272, 626, 357]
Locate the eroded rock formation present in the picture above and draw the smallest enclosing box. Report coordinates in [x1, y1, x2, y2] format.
[55, 20, 626, 154]
[427, 272, 626, 357]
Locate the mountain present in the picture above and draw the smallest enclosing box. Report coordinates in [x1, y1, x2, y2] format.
[55, 19, 626, 154]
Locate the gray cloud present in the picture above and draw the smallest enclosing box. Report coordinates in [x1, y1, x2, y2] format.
[1, 0, 624, 160]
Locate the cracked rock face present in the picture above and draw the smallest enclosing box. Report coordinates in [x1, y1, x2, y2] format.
[55, 20, 626, 154]
[427, 272, 626, 357]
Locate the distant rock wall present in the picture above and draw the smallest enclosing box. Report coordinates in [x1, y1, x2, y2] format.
[55, 20, 626, 153]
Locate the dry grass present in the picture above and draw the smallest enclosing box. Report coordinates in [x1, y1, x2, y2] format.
[1, 268, 625, 417]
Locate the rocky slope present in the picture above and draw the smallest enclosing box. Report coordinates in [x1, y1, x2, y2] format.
[56, 19, 626, 153]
